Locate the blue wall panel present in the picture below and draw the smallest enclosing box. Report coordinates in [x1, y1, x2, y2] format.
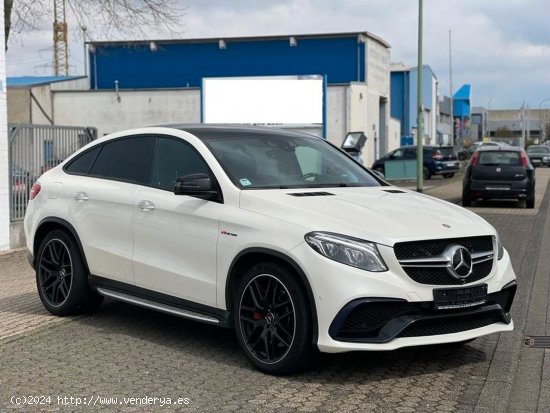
[90, 37, 364, 89]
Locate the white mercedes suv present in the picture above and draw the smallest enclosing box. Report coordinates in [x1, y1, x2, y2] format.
[24, 125, 517, 375]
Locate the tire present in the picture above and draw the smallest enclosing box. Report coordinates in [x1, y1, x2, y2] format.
[462, 191, 472, 207]
[423, 167, 431, 180]
[36, 229, 103, 316]
[526, 193, 535, 209]
[233, 261, 313, 375]
[443, 173, 455, 179]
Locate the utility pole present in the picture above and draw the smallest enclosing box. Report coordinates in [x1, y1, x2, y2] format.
[416, 0, 424, 193]
[449, 29, 454, 146]
[53, 0, 69, 76]
[81, 26, 88, 77]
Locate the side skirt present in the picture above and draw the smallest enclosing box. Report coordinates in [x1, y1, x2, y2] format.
[89, 275, 232, 328]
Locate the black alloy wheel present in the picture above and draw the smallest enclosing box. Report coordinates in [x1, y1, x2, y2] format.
[234, 262, 312, 375]
[36, 229, 103, 316]
[38, 238, 73, 307]
[239, 274, 296, 364]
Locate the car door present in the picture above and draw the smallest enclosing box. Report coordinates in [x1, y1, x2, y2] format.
[132, 136, 223, 307]
[66, 136, 156, 284]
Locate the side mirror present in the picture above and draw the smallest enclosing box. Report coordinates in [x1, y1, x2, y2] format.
[174, 173, 220, 201]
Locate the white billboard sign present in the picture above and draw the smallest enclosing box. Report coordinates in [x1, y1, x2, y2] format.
[201, 75, 324, 126]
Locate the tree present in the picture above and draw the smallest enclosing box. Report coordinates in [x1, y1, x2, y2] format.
[4, 0, 185, 50]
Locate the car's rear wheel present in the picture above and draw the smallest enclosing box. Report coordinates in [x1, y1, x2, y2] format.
[234, 262, 312, 375]
[462, 191, 472, 207]
[36, 229, 103, 316]
[443, 173, 455, 179]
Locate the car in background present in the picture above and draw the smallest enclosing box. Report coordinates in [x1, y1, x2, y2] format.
[11, 165, 33, 208]
[526, 145, 550, 167]
[372, 145, 459, 179]
[462, 146, 535, 208]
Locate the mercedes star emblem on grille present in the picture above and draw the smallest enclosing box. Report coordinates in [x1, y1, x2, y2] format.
[445, 246, 473, 279]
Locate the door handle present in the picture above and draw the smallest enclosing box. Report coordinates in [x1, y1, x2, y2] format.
[74, 191, 89, 202]
[138, 200, 155, 211]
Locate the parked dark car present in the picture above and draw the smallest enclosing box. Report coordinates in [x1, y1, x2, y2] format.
[11, 165, 33, 209]
[462, 147, 535, 208]
[526, 145, 550, 167]
[372, 145, 459, 179]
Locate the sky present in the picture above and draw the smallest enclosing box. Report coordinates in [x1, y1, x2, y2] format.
[6, 0, 550, 110]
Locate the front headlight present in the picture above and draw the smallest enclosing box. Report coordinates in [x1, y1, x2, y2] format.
[543, 156, 550, 162]
[305, 232, 388, 272]
[496, 232, 504, 260]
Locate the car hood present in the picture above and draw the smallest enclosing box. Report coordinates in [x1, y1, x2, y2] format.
[239, 186, 494, 246]
[528, 151, 550, 156]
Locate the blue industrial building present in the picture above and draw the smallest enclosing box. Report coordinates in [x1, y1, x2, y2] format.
[88, 32, 381, 90]
[390, 64, 438, 145]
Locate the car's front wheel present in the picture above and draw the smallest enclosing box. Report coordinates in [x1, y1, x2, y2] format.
[36, 229, 103, 316]
[423, 167, 431, 180]
[234, 262, 313, 375]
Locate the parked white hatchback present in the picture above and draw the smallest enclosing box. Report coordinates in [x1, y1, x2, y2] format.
[24, 125, 517, 375]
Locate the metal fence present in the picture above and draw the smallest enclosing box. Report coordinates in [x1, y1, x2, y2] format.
[8, 124, 97, 222]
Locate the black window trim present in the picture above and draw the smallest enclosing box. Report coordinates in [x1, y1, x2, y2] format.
[63, 134, 224, 203]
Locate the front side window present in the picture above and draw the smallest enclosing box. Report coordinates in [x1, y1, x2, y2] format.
[203, 134, 380, 189]
[89, 136, 156, 184]
[151, 137, 210, 191]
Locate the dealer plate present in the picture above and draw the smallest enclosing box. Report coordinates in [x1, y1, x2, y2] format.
[433, 284, 488, 310]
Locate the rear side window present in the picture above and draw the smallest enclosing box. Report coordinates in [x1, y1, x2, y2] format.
[478, 151, 521, 166]
[89, 136, 156, 184]
[65, 145, 101, 174]
[151, 137, 210, 190]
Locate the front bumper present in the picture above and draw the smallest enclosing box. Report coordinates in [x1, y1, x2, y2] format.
[289, 241, 517, 353]
[329, 281, 515, 343]
[529, 157, 550, 167]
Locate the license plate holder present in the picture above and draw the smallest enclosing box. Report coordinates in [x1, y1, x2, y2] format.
[433, 284, 488, 310]
[485, 184, 510, 191]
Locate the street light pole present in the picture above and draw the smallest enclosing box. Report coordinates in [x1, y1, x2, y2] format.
[416, 0, 424, 193]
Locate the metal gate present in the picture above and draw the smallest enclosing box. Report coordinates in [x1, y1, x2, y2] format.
[8, 124, 97, 222]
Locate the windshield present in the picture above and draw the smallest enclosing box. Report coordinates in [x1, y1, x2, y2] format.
[202, 133, 381, 189]
[527, 146, 550, 153]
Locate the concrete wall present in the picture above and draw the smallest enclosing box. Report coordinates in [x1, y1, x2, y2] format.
[7, 89, 30, 123]
[0, 3, 9, 251]
[365, 37, 390, 165]
[52, 83, 388, 168]
[325, 85, 347, 146]
[53, 88, 201, 137]
[388, 117, 401, 153]
[30, 84, 54, 124]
